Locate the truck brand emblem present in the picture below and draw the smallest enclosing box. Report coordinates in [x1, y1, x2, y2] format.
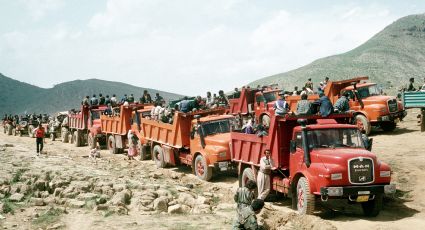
[353, 164, 369, 169]
[359, 176, 366, 182]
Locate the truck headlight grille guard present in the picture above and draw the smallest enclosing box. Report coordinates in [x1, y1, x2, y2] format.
[387, 99, 398, 113]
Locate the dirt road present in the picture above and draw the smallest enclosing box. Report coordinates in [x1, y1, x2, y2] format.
[0, 110, 424, 229]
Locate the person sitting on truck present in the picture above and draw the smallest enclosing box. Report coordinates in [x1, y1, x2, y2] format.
[273, 94, 289, 115]
[104, 104, 113, 116]
[128, 94, 135, 103]
[105, 95, 111, 105]
[90, 94, 99, 106]
[121, 94, 128, 103]
[407, 77, 416, 91]
[154, 92, 164, 105]
[232, 199, 265, 230]
[313, 93, 333, 117]
[242, 116, 255, 134]
[305, 78, 313, 91]
[179, 97, 191, 113]
[233, 87, 241, 99]
[334, 92, 350, 113]
[193, 96, 205, 111]
[296, 94, 312, 115]
[292, 86, 299, 96]
[99, 93, 105, 105]
[257, 149, 274, 200]
[140, 90, 153, 104]
[234, 180, 257, 213]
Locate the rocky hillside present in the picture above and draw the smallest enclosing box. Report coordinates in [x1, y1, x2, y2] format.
[0, 73, 183, 116]
[251, 14, 425, 93]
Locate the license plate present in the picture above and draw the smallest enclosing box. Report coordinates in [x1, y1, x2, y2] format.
[356, 195, 369, 202]
[381, 116, 390, 121]
[218, 162, 228, 170]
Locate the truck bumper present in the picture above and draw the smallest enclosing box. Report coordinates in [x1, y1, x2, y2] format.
[377, 110, 407, 122]
[212, 161, 233, 171]
[320, 184, 396, 197]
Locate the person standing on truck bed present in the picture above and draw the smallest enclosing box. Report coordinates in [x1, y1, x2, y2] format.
[217, 90, 229, 106]
[232, 199, 265, 230]
[296, 94, 312, 115]
[273, 93, 289, 115]
[110, 94, 117, 106]
[105, 95, 111, 105]
[305, 78, 313, 91]
[334, 92, 350, 113]
[233, 87, 241, 98]
[99, 93, 105, 105]
[257, 149, 274, 200]
[128, 94, 135, 103]
[82, 96, 90, 106]
[90, 94, 99, 106]
[154, 92, 164, 105]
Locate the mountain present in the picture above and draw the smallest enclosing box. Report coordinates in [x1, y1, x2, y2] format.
[250, 14, 425, 94]
[0, 73, 183, 116]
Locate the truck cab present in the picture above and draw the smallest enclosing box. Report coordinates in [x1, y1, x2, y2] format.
[231, 113, 395, 217]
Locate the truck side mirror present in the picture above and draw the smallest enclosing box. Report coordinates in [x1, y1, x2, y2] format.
[290, 140, 296, 153]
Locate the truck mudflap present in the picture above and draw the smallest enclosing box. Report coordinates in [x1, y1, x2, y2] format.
[320, 184, 396, 199]
[377, 110, 407, 122]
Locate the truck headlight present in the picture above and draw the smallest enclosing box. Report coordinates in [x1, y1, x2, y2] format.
[219, 152, 227, 158]
[380, 171, 391, 177]
[327, 187, 343, 196]
[331, 173, 342, 180]
[384, 184, 396, 194]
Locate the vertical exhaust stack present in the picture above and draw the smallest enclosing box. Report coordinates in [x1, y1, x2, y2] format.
[298, 119, 311, 168]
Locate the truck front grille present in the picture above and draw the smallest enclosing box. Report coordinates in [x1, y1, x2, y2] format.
[388, 99, 398, 113]
[348, 157, 374, 184]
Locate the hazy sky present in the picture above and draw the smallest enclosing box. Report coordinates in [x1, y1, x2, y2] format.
[1, 0, 424, 95]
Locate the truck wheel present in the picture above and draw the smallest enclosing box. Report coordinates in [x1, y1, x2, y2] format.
[108, 135, 118, 154]
[296, 177, 315, 215]
[73, 131, 81, 147]
[361, 194, 383, 217]
[138, 141, 150, 160]
[194, 155, 213, 181]
[62, 131, 69, 143]
[380, 121, 396, 132]
[50, 133, 55, 141]
[153, 145, 166, 168]
[240, 167, 258, 197]
[260, 114, 271, 127]
[354, 114, 371, 135]
[88, 134, 96, 149]
[68, 133, 74, 144]
[28, 125, 35, 138]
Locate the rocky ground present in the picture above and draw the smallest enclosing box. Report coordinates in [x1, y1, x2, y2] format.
[0, 110, 425, 230]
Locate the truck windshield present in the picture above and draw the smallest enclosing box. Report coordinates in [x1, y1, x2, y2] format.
[300, 128, 365, 149]
[200, 119, 230, 136]
[357, 85, 380, 98]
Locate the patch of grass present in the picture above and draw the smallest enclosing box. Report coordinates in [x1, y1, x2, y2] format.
[210, 196, 220, 206]
[32, 208, 63, 226]
[1, 199, 16, 214]
[11, 168, 28, 183]
[103, 210, 115, 218]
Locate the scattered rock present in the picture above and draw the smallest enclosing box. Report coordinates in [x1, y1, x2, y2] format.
[46, 223, 65, 230]
[153, 197, 168, 213]
[33, 180, 47, 191]
[94, 204, 109, 211]
[203, 192, 213, 197]
[171, 173, 180, 180]
[192, 204, 211, 214]
[176, 186, 190, 192]
[67, 199, 85, 208]
[77, 193, 99, 201]
[149, 172, 162, 179]
[177, 193, 196, 207]
[9, 193, 24, 202]
[40, 191, 50, 198]
[196, 196, 211, 205]
[167, 204, 182, 214]
[54, 188, 63, 197]
[109, 189, 132, 206]
[113, 184, 128, 192]
[30, 198, 45, 206]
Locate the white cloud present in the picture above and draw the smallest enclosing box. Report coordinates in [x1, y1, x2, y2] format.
[19, 0, 64, 20]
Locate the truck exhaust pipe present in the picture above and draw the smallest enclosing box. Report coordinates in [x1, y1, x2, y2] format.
[298, 119, 311, 168]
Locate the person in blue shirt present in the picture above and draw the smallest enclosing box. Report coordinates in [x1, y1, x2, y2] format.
[313, 93, 333, 117]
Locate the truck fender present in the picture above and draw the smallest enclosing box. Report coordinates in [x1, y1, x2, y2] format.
[354, 111, 371, 122]
[291, 172, 316, 196]
[192, 151, 211, 167]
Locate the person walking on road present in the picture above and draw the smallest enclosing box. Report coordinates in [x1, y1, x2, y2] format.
[257, 149, 274, 200]
[33, 124, 45, 156]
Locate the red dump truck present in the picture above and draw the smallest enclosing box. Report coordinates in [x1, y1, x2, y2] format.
[100, 104, 152, 153]
[133, 108, 234, 181]
[231, 112, 395, 216]
[67, 105, 107, 147]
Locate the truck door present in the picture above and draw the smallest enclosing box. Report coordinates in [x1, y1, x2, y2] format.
[290, 132, 306, 174]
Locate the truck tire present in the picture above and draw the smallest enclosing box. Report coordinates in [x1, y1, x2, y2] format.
[354, 114, 371, 135]
[194, 154, 213, 181]
[62, 131, 69, 143]
[6, 124, 12, 135]
[380, 121, 396, 132]
[73, 131, 81, 147]
[50, 133, 55, 141]
[153, 145, 166, 168]
[28, 125, 35, 138]
[138, 141, 150, 160]
[68, 133, 74, 144]
[295, 177, 315, 215]
[239, 167, 258, 198]
[108, 135, 118, 154]
[361, 194, 383, 217]
[88, 133, 96, 149]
